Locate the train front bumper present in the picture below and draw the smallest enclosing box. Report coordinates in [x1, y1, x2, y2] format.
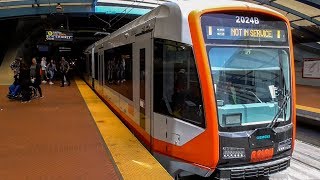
[215, 156, 290, 179]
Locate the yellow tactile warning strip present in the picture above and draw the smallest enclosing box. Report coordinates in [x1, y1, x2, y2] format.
[75, 80, 173, 180]
[296, 85, 320, 114]
[296, 105, 320, 114]
[296, 85, 320, 109]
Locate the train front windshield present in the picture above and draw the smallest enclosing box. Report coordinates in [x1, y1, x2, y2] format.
[201, 13, 291, 131]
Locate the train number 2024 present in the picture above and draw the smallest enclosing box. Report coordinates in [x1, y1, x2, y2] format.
[236, 16, 259, 25]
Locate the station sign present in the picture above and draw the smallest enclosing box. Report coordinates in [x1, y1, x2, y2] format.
[46, 31, 73, 42]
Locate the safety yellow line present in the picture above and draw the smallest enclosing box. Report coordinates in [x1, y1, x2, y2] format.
[75, 79, 172, 180]
[296, 105, 320, 114]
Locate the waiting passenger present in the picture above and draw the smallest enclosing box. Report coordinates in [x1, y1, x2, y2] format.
[60, 57, 70, 87]
[20, 62, 31, 102]
[40, 57, 47, 83]
[46, 59, 57, 85]
[30, 58, 43, 98]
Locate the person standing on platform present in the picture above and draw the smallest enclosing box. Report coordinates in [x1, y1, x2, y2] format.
[20, 62, 31, 102]
[40, 57, 47, 83]
[46, 59, 57, 85]
[30, 58, 43, 98]
[60, 57, 70, 87]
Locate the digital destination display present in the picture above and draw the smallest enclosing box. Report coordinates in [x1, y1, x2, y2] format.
[46, 31, 73, 42]
[206, 26, 286, 42]
[201, 13, 288, 45]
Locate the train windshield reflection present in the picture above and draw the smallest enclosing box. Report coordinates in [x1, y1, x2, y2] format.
[207, 47, 291, 128]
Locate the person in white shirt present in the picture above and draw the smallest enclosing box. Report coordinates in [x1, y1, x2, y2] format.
[40, 57, 47, 83]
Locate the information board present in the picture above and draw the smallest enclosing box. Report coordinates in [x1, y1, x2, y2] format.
[206, 26, 286, 42]
[201, 13, 288, 45]
[303, 58, 320, 79]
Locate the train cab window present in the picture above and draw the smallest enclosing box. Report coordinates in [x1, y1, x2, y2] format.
[154, 39, 205, 128]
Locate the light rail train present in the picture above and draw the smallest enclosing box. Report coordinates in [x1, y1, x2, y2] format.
[84, 0, 296, 178]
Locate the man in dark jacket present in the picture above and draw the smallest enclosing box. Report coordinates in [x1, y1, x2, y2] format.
[60, 57, 70, 87]
[30, 57, 43, 98]
[19, 62, 31, 102]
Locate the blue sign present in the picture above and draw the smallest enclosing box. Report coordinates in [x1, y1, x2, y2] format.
[256, 135, 271, 140]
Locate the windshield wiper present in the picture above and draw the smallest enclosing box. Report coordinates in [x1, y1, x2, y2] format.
[241, 89, 263, 103]
[267, 92, 291, 129]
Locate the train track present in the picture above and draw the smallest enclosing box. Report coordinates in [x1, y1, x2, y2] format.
[269, 116, 320, 180]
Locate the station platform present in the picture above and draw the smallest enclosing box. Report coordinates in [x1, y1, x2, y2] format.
[0, 79, 172, 179]
[296, 84, 320, 121]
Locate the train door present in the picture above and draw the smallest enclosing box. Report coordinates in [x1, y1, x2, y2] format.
[133, 32, 153, 150]
[90, 48, 94, 88]
[98, 52, 104, 93]
[93, 52, 98, 89]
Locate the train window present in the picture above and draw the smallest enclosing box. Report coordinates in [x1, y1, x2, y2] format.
[154, 39, 205, 128]
[104, 44, 133, 100]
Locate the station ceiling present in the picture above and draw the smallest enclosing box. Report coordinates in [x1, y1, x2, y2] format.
[245, 0, 320, 46]
[0, 0, 319, 46]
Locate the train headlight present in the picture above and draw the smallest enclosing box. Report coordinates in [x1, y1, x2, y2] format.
[277, 138, 292, 152]
[222, 147, 246, 159]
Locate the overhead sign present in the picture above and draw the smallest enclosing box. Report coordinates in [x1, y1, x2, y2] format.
[46, 31, 73, 42]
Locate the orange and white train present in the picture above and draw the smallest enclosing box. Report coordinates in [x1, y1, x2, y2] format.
[84, 0, 296, 178]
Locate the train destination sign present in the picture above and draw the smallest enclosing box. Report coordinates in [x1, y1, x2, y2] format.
[205, 26, 286, 42]
[46, 31, 73, 42]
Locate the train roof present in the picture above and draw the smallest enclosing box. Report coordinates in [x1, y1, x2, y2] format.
[86, 0, 286, 51]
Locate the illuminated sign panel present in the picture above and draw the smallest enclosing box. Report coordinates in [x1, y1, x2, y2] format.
[201, 13, 288, 45]
[206, 26, 286, 42]
[46, 31, 73, 42]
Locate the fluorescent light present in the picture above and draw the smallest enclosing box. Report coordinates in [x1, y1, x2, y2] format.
[95, 6, 151, 15]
